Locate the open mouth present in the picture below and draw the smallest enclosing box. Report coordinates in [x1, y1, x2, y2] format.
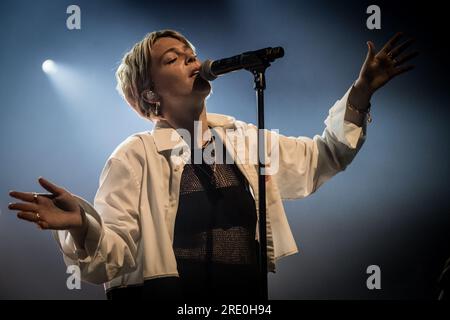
[190, 70, 200, 78]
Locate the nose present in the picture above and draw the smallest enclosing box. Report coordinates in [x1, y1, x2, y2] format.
[186, 53, 199, 66]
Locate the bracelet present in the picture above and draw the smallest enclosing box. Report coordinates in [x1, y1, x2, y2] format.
[347, 102, 372, 123]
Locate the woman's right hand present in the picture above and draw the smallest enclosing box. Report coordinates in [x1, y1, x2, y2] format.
[8, 177, 85, 231]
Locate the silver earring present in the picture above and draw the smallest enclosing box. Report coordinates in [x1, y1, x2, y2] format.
[154, 102, 161, 116]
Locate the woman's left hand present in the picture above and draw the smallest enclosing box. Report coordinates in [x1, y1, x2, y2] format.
[356, 32, 419, 96]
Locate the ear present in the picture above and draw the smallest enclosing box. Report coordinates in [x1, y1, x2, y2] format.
[142, 90, 160, 104]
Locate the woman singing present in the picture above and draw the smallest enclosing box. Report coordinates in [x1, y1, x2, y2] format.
[8, 29, 417, 300]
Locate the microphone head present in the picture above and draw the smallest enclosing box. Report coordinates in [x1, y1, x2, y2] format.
[199, 59, 217, 81]
[271, 47, 284, 59]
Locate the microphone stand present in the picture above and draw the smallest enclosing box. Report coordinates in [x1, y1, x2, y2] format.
[245, 60, 272, 301]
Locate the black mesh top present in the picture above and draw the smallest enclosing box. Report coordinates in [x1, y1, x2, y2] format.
[173, 157, 261, 300]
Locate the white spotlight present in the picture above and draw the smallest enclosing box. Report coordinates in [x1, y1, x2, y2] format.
[42, 59, 57, 74]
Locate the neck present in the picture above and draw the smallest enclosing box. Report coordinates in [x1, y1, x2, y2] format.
[163, 101, 210, 149]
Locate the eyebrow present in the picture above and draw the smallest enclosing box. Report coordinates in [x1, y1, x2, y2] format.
[159, 45, 194, 62]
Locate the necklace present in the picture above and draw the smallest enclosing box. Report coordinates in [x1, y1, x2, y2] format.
[192, 135, 217, 185]
[201, 136, 216, 174]
[200, 127, 217, 173]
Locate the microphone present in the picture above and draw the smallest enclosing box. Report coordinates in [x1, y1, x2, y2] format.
[199, 47, 284, 81]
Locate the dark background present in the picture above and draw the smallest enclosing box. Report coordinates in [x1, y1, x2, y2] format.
[0, 0, 449, 299]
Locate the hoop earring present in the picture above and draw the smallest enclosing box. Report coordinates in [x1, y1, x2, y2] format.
[154, 102, 161, 116]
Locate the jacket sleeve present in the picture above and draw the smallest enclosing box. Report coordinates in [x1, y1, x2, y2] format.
[267, 85, 368, 200]
[52, 157, 141, 284]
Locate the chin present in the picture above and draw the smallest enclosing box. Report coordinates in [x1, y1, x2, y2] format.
[192, 76, 212, 94]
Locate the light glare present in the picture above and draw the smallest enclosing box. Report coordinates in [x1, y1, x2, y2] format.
[42, 59, 57, 74]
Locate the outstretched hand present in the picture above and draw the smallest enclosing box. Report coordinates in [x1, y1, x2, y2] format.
[8, 177, 83, 231]
[356, 32, 419, 96]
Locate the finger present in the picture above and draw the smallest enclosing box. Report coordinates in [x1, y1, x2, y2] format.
[380, 32, 404, 54]
[38, 177, 64, 196]
[9, 191, 37, 203]
[8, 190, 52, 203]
[17, 211, 40, 223]
[38, 193, 56, 199]
[8, 202, 38, 212]
[366, 41, 376, 60]
[393, 65, 415, 77]
[394, 51, 419, 66]
[37, 221, 50, 230]
[390, 38, 415, 58]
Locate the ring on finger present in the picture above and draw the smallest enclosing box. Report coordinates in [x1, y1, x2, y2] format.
[35, 212, 41, 221]
[33, 192, 39, 202]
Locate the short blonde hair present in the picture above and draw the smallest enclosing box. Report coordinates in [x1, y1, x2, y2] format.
[115, 29, 196, 121]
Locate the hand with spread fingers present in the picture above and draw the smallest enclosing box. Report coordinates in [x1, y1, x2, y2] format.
[8, 177, 85, 231]
[355, 32, 419, 97]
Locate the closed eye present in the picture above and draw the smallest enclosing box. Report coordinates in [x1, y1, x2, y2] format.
[166, 58, 177, 65]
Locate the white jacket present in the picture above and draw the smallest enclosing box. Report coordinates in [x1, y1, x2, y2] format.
[53, 85, 367, 291]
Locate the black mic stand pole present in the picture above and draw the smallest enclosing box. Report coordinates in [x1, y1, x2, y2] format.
[246, 60, 271, 301]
